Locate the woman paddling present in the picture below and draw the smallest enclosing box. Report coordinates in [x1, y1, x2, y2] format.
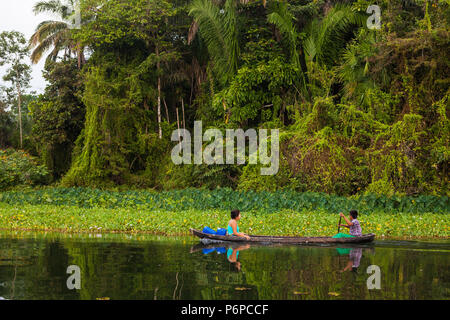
[227, 209, 250, 240]
[333, 210, 362, 238]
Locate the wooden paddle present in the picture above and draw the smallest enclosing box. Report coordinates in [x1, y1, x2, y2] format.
[337, 216, 342, 234]
[337, 215, 342, 267]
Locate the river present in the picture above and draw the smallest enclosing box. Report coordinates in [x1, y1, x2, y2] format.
[0, 231, 448, 300]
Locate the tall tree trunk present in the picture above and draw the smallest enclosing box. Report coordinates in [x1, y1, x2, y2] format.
[77, 48, 81, 69]
[163, 98, 170, 123]
[16, 82, 23, 149]
[176, 107, 181, 152]
[76, 44, 86, 69]
[144, 99, 149, 134]
[156, 46, 162, 139]
[181, 98, 185, 130]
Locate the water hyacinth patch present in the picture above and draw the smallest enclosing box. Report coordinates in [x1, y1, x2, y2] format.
[0, 202, 448, 239]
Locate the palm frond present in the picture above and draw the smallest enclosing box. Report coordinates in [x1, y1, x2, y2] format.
[33, 0, 65, 16]
[29, 0, 78, 65]
[337, 31, 378, 105]
[267, 1, 299, 68]
[29, 20, 69, 47]
[223, 0, 240, 76]
[304, 4, 366, 67]
[29, 20, 71, 64]
[189, 0, 240, 86]
[29, 31, 63, 64]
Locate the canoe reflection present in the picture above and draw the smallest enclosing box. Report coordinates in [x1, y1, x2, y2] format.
[191, 243, 251, 271]
[191, 242, 375, 273]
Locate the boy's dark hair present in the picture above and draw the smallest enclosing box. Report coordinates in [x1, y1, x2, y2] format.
[231, 209, 240, 219]
[350, 210, 358, 219]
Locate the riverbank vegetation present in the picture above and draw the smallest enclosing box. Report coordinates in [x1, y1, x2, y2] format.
[0, 202, 448, 238]
[0, 188, 448, 238]
[0, 0, 448, 198]
[0, 187, 448, 213]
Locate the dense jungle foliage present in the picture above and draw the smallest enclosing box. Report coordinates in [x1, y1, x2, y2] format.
[0, 0, 449, 197]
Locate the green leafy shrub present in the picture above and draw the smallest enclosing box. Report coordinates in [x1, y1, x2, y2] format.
[0, 187, 447, 214]
[213, 56, 301, 126]
[0, 149, 50, 190]
[237, 156, 299, 192]
[160, 162, 240, 190]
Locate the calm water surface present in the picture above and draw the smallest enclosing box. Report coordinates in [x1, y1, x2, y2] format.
[0, 231, 448, 300]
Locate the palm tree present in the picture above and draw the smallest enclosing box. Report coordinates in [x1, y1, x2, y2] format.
[188, 0, 241, 87]
[29, 0, 85, 68]
[267, 0, 308, 94]
[303, 4, 367, 68]
[187, 0, 270, 85]
[337, 29, 378, 106]
[267, 2, 366, 99]
[268, 2, 366, 69]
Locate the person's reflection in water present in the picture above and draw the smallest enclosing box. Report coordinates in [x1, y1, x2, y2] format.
[227, 244, 250, 272]
[339, 247, 363, 273]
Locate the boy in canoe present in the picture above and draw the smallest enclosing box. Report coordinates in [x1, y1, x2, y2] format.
[227, 209, 251, 240]
[333, 210, 362, 238]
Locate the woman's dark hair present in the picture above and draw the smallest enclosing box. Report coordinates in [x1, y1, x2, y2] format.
[230, 261, 241, 272]
[231, 209, 240, 219]
[350, 210, 358, 219]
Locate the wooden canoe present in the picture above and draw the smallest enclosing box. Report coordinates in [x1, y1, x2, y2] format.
[190, 242, 375, 254]
[190, 228, 375, 244]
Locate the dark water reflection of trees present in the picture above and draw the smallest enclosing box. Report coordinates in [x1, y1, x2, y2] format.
[0, 232, 448, 300]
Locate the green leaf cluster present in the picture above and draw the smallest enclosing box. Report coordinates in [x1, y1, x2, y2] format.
[0, 149, 50, 190]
